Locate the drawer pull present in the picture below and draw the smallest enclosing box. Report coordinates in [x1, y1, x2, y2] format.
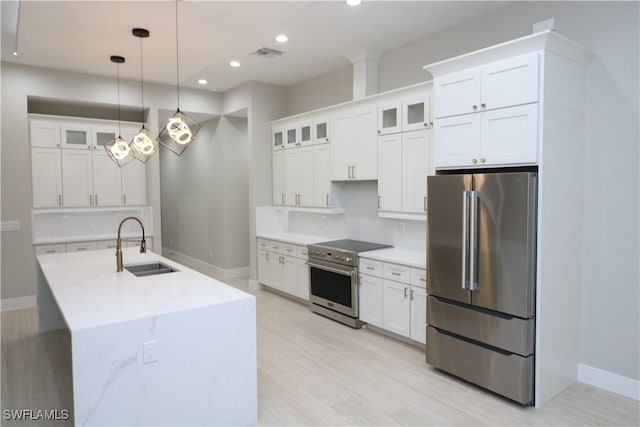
[410, 289, 415, 300]
[286, 249, 293, 252]
[366, 266, 375, 270]
[77, 247, 87, 251]
[420, 277, 426, 282]
[391, 271, 401, 276]
[404, 287, 408, 298]
[46, 249, 56, 253]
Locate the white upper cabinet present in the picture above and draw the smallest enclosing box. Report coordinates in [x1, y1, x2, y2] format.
[402, 130, 432, 213]
[330, 110, 354, 181]
[272, 150, 286, 205]
[313, 143, 332, 207]
[434, 53, 539, 118]
[285, 125, 298, 149]
[403, 93, 432, 132]
[332, 105, 378, 181]
[314, 117, 330, 144]
[377, 133, 402, 212]
[377, 100, 402, 135]
[32, 148, 62, 208]
[434, 114, 481, 168]
[30, 120, 61, 148]
[93, 127, 118, 151]
[285, 146, 314, 207]
[92, 151, 122, 207]
[61, 150, 93, 207]
[272, 127, 284, 150]
[298, 121, 313, 146]
[61, 124, 93, 150]
[121, 160, 147, 206]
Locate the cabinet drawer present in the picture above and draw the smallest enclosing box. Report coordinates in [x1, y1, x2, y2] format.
[280, 243, 297, 256]
[35, 244, 66, 255]
[257, 239, 269, 250]
[66, 241, 98, 252]
[359, 258, 382, 277]
[296, 245, 309, 259]
[410, 268, 427, 288]
[97, 240, 117, 250]
[383, 262, 410, 283]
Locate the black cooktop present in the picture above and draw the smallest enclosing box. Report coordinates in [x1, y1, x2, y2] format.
[310, 239, 391, 254]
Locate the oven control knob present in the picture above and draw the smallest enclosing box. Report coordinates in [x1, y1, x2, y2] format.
[345, 257, 352, 263]
[334, 255, 339, 260]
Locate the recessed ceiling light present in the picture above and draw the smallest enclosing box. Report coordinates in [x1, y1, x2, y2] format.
[198, 79, 208, 85]
[275, 34, 288, 43]
[346, 0, 362, 6]
[229, 60, 240, 68]
[12, 51, 18, 56]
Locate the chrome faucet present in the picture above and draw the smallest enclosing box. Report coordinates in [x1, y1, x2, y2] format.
[116, 216, 146, 272]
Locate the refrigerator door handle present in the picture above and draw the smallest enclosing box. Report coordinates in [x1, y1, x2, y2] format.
[461, 191, 470, 290]
[469, 190, 479, 291]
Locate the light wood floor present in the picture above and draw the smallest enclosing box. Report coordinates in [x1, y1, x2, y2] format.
[2, 277, 639, 426]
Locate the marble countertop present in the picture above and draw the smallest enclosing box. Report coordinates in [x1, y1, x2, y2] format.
[359, 247, 427, 269]
[256, 232, 335, 246]
[37, 248, 254, 332]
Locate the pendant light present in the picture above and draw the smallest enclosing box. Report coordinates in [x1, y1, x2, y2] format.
[157, 0, 201, 156]
[105, 55, 135, 167]
[130, 27, 159, 163]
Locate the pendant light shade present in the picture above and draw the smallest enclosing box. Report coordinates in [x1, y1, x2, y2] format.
[130, 28, 158, 163]
[158, 0, 200, 155]
[105, 55, 135, 167]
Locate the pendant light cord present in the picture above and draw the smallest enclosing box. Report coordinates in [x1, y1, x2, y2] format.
[175, 0, 181, 109]
[139, 36, 146, 128]
[116, 62, 122, 137]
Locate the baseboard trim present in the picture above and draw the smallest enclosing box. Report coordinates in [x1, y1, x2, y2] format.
[1, 295, 37, 312]
[578, 363, 639, 400]
[248, 279, 262, 291]
[161, 248, 249, 281]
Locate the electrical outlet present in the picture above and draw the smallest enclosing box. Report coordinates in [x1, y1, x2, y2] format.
[209, 250, 213, 259]
[143, 340, 158, 364]
[399, 222, 406, 232]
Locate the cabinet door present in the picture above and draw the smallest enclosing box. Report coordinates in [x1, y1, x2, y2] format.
[272, 150, 286, 205]
[382, 279, 411, 338]
[403, 93, 432, 132]
[481, 53, 539, 111]
[97, 240, 118, 250]
[31, 148, 63, 208]
[61, 124, 92, 150]
[330, 111, 353, 181]
[282, 256, 298, 296]
[402, 130, 431, 213]
[285, 125, 298, 149]
[359, 274, 383, 328]
[353, 106, 377, 180]
[285, 148, 300, 206]
[92, 151, 122, 206]
[378, 100, 402, 135]
[66, 241, 98, 252]
[30, 120, 61, 148]
[61, 150, 92, 207]
[377, 133, 402, 212]
[434, 69, 481, 118]
[313, 143, 332, 207]
[35, 244, 66, 255]
[298, 146, 314, 207]
[93, 127, 118, 151]
[314, 117, 330, 144]
[480, 103, 538, 166]
[434, 114, 480, 168]
[298, 121, 313, 146]
[257, 250, 272, 286]
[273, 128, 284, 150]
[410, 286, 427, 344]
[296, 257, 309, 300]
[122, 160, 146, 205]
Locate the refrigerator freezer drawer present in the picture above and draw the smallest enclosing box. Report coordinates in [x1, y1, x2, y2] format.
[427, 295, 534, 356]
[426, 326, 533, 405]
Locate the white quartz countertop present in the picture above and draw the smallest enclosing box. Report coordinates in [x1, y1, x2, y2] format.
[359, 248, 427, 269]
[256, 232, 334, 246]
[37, 248, 254, 332]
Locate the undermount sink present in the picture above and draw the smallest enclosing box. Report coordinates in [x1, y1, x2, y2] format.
[124, 262, 178, 277]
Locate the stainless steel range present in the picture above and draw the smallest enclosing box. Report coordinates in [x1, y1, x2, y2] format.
[307, 239, 391, 328]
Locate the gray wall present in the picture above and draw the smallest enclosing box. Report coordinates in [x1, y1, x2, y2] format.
[281, 1, 640, 381]
[286, 65, 353, 116]
[160, 115, 250, 270]
[0, 62, 222, 300]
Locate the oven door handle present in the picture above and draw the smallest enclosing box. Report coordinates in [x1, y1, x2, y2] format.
[306, 261, 355, 277]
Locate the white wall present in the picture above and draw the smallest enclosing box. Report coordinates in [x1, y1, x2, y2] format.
[277, 1, 640, 383]
[0, 62, 222, 300]
[286, 65, 353, 116]
[160, 116, 249, 270]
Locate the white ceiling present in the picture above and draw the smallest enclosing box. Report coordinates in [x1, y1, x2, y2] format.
[1, 1, 512, 92]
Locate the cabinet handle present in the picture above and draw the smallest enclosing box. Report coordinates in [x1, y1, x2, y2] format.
[326, 194, 329, 207]
[429, 122, 433, 127]
[424, 122, 428, 127]
[366, 266, 375, 270]
[58, 195, 62, 206]
[325, 138, 329, 142]
[480, 158, 486, 164]
[481, 103, 486, 109]
[46, 249, 56, 254]
[377, 130, 381, 134]
[280, 256, 284, 264]
[77, 247, 87, 251]
[424, 196, 427, 212]
[95, 195, 98, 206]
[404, 287, 408, 298]
[266, 253, 270, 261]
[281, 193, 285, 204]
[89, 195, 93, 205]
[286, 249, 293, 253]
[347, 166, 351, 179]
[273, 246, 279, 250]
[378, 195, 381, 209]
[56, 144, 60, 148]
[410, 289, 415, 300]
[351, 166, 355, 179]
[124, 194, 127, 205]
[87, 146, 91, 150]
[472, 105, 478, 110]
[392, 271, 401, 276]
[472, 158, 478, 164]
[420, 277, 426, 282]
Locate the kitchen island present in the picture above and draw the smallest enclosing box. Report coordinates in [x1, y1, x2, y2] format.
[37, 247, 257, 426]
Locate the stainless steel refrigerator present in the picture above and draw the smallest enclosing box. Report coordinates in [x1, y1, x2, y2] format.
[426, 171, 537, 405]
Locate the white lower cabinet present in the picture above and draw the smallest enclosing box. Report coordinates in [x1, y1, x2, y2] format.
[257, 238, 310, 300]
[34, 244, 66, 255]
[35, 237, 154, 256]
[359, 257, 426, 344]
[66, 241, 99, 252]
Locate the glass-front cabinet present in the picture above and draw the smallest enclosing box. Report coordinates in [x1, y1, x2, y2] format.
[314, 117, 330, 144]
[377, 100, 402, 135]
[299, 121, 312, 146]
[273, 128, 284, 150]
[61, 125, 92, 150]
[403, 93, 432, 132]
